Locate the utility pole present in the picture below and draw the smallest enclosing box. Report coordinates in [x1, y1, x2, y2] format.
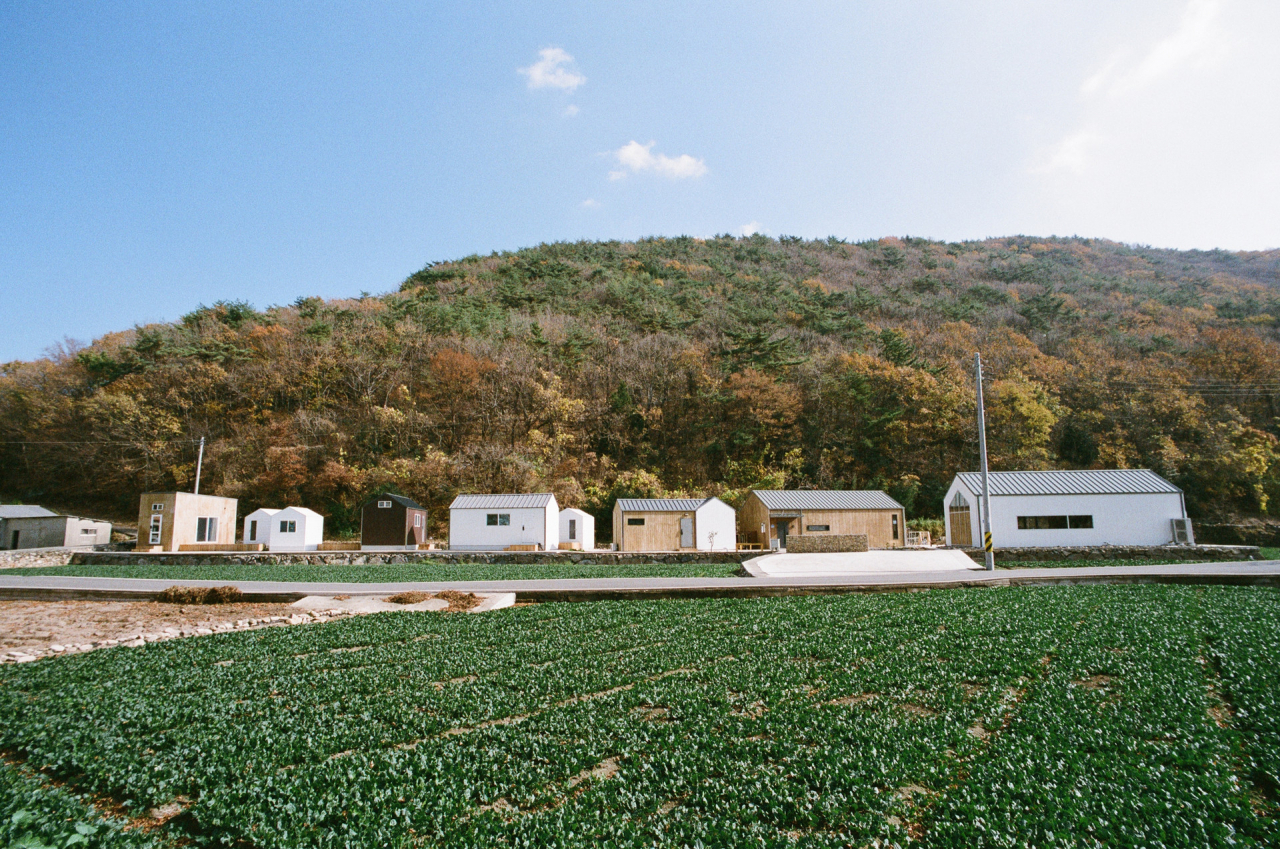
[194, 437, 205, 495]
[975, 353, 994, 571]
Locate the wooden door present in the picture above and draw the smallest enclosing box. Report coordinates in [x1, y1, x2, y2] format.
[949, 506, 972, 546]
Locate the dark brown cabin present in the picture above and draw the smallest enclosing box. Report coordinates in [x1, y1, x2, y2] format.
[360, 493, 428, 548]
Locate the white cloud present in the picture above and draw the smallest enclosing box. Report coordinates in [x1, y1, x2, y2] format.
[581, 198, 599, 208]
[738, 221, 763, 236]
[1081, 0, 1226, 97]
[563, 104, 579, 117]
[519, 47, 586, 92]
[609, 140, 708, 180]
[1032, 129, 1103, 175]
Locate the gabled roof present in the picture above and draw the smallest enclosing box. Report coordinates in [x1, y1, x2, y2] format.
[0, 505, 58, 519]
[365, 493, 424, 510]
[279, 506, 324, 519]
[616, 498, 715, 512]
[953, 469, 1181, 497]
[450, 493, 556, 509]
[559, 506, 592, 516]
[752, 490, 904, 511]
[244, 507, 282, 517]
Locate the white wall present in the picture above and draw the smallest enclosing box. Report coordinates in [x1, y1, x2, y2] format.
[243, 509, 278, 546]
[695, 498, 737, 551]
[945, 479, 1189, 547]
[450, 504, 558, 550]
[269, 507, 324, 551]
[559, 508, 595, 550]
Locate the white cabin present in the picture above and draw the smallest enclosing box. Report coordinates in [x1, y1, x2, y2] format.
[944, 469, 1192, 549]
[243, 506, 325, 551]
[558, 508, 595, 550]
[448, 493, 559, 551]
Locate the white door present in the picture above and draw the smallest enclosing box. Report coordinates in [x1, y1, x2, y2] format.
[680, 516, 693, 548]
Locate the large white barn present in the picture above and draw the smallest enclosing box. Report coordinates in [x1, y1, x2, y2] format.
[943, 469, 1192, 548]
[448, 493, 559, 551]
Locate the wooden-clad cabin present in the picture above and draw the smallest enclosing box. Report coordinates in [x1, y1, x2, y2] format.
[741, 490, 906, 550]
[612, 498, 736, 552]
[360, 493, 428, 550]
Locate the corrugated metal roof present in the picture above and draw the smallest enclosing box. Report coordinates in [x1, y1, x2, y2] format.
[752, 490, 904, 511]
[450, 493, 556, 509]
[0, 505, 58, 519]
[954, 469, 1181, 496]
[616, 498, 709, 512]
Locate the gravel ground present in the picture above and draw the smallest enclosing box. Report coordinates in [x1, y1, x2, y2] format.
[0, 600, 309, 657]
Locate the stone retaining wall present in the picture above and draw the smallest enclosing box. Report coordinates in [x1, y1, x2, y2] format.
[786, 534, 869, 553]
[962, 544, 1261, 563]
[69, 549, 752, 567]
[0, 548, 77, 569]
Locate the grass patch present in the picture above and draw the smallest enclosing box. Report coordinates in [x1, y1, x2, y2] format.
[12, 561, 745, 583]
[1, 586, 1276, 846]
[997, 557, 1187, 569]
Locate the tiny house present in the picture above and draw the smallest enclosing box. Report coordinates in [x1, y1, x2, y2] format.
[740, 490, 906, 550]
[243, 506, 325, 551]
[943, 469, 1193, 548]
[0, 506, 111, 550]
[449, 493, 559, 550]
[360, 493, 428, 550]
[558, 507, 595, 550]
[612, 498, 736, 552]
[136, 492, 238, 552]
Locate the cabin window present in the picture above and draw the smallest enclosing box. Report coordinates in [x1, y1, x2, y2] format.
[151, 503, 164, 512]
[81, 527, 96, 535]
[378, 500, 392, 508]
[569, 519, 577, 540]
[627, 518, 645, 526]
[806, 524, 830, 532]
[196, 517, 218, 542]
[280, 520, 296, 533]
[1017, 515, 1094, 530]
[413, 514, 423, 527]
[487, 514, 510, 526]
[892, 514, 900, 540]
[249, 520, 257, 541]
[149, 515, 162, 545]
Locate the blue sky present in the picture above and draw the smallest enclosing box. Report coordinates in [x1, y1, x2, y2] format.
[2, 0, 1277, 362]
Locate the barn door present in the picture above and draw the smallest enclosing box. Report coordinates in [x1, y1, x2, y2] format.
[948, 491, 972, 546]
[679, 516, 693, 548]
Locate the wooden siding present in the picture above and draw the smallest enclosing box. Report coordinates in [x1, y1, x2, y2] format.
[613, 504, 697, 551]
[740, 492, 904, 549]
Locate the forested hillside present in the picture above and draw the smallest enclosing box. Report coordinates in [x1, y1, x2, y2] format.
[4, 235, 1280, 539]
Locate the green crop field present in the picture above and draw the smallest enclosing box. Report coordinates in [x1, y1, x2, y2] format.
[2, 586, 1278, 848]
[9, 560, 745, 583]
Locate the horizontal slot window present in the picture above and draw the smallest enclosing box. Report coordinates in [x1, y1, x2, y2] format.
[805, 524, 830, 532]
[627, 518, 645, 526]
[1017, 515, 1093, 530]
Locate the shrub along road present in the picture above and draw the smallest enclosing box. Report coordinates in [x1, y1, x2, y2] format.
[1, 585, 1277, 847]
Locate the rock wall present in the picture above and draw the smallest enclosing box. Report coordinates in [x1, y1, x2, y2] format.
[0, 548, 76, 569]
[69, 549, 752, 567]
[961, 544, 1261, 563]
[786, 534, 869, 553]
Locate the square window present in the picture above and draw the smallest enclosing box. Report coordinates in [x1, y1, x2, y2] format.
[1068, 515, 1093, 529]
[151, 503, 164, 512]
[487, 514, 498, 526]
[498, 514, 510, 526]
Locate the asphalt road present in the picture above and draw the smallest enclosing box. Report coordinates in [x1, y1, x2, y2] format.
[0, 561, 1277, 603]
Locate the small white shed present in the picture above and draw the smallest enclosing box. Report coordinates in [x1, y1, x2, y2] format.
[243, 506, 325, 551]
[943, 469, 1192, 548]
[558, 508, 595, 550]
[449, 493, 559, 551]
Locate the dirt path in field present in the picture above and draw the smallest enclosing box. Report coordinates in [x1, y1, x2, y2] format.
[0, 600, 300, 656]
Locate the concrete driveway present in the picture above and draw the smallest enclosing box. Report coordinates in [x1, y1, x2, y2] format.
[744, 548, 982, 577]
